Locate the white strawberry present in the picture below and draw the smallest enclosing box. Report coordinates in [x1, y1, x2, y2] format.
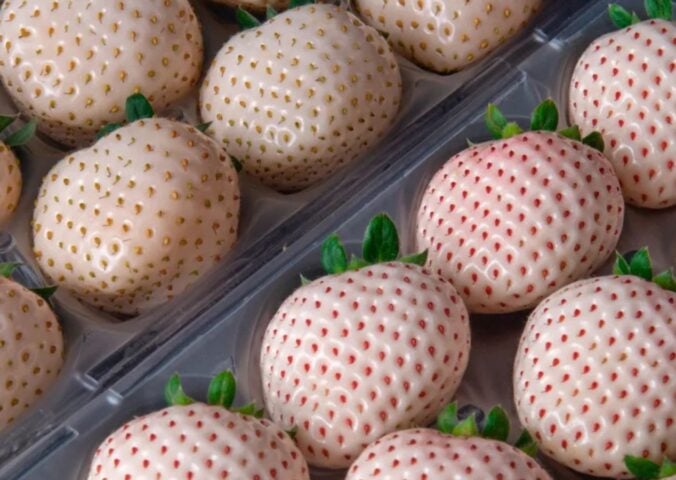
[32, 94, 240, 316]
[0, 0, 203, 147]
[0, 116, 36, 224]
[200, 3, 402, 192]
[260, 214, 471, 468]
[569, 1, 676, 208]
[0, 265, 63, 431]
[513, 249, 676, 479]
[88, 371, 310, 480]
[354, 0, 542, 74]
[416, 100, 625, 313]
[347, 403, 552, 480]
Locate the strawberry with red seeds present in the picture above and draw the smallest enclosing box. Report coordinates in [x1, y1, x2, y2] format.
[88, 370, 310, 480]
[513, 248, 676, 478]
[260, 214, 471, 468]
[347, 402, 553, 480]
[569, 0, 676, 208]
[416, 100, 625, 313]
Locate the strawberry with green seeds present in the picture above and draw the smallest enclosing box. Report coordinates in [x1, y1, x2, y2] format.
[260, 214, 471, 468]
[0, 116, 36, 224]
[513, 248, 675, 478]
[88, 370, 310, 480]
[32, 94, 240, 316]
[569, 0, 675, 208]
[354, 0, 542, 74]
[347, 402, 552, 479]
[416, 100, 625, 313]
[200, 3, 402, 192]
[0, 263, 62, 431]
[0, 0, 203, 147]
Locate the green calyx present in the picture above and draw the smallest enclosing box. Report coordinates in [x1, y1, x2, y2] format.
[236, 0, 315, 30]
[485, 99, 605, 152]
[609, 0, 672, 29]
[436, 403, 538, 457]
[164, 370, 264, 418]
[0, 262, 58, 300]
[625, 455, 676, 479]
[0, 115, 37, 147]
[317, 213, 427, 277]
[96, 93, 155, 139]
[612, 247, 675, 292]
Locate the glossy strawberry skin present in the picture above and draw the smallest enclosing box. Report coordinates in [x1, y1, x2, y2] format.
[260, 262, 471, 468]
[417, 131, 624, 314]
[88, 403, 311, 480]
[346, 428, 553, 480]
[514, 275, 676, 478]
[569, 19, 676, 209]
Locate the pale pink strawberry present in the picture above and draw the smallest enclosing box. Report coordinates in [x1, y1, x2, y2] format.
[260, 215, 471, 468]
[569, 14, 675, 209]
[416, 103, 624, 314]
[32, 95, 240, 315]
[200, 4, 402, 192]
[0, 273, 63, 431]
[0, 141, 21, 224]
[88, 372, 310, 480]
[347, 429, 552, 480]
[0, 0, 203, 147]
[513, 251, 676, 478]
[354, 0, 542, 74]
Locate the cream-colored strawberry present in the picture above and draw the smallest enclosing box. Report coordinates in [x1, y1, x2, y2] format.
[200, 4, 402, 192]
[416, 101, 624, 313]
[354, 0, 542, 74]
[0, 0, 203, 147]
[88, 371, 310, 480]
[260, 215, 471, 468]
[0, 116, 36, 225]
[514, 250, 676, 478]
[569, 2, 676, 208]
[32, 95, 240, 316]
[0, 271, 63, 431]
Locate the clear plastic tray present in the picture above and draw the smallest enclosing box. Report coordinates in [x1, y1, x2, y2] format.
[3, 0, 673, 479]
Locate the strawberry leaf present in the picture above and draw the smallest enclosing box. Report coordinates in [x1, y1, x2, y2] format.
[501, 122, 524, 138]
[300, 274, 312, 286]
[625, 455, 660, 479]
[608, 4, 641, 28]
[436, 402, 459, 434]
[559, 125, 582, 141]
[582, 131, 605, 152]
[286, 426, 298, 439]
[96, 122, 123, 139]
[236, 7, 261, 30]
[5, 119, 37, 147]
[613, 251, 632, 275]
[0, 262, 21, 278]
[652, 270, 676, 292]
[125, 93, 154, 122]
[289, 0, 314, 7]
[399, 250, 428, 267]
[230, 156, 243, 172]
[362, 213, 399, 264]
[207, 370, 236, 409]
[659, 458, 676, 477]
[515, 429, 538, 457]
[266, 5, 278, 19]
[485, 104, 508, 139]
[628, 247, 653, 280]
[234, 402, 264, 418]
[530, 99, 558, 132]
[451, 414, 480, 437]
[347, 255, 369, 271]
[321, 234, 348, 274]
[164, 373, 195, 406]
[482, 406, 510, 442]
[195, 121, 212, 133]
[0, 115, 16, 136]
[30, 285, 58, 300]
[644, 0, 672, 20]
